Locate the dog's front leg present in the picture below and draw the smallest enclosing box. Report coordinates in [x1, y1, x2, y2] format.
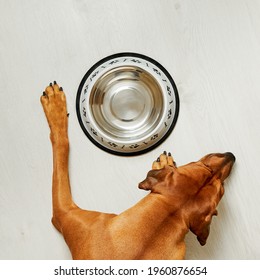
[41, 82, 78, 231]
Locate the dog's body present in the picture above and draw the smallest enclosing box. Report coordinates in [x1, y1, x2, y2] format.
[41, 82, 235, 259]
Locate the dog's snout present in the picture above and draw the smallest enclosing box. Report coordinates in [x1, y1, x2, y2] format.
[224, 152, 236, 163]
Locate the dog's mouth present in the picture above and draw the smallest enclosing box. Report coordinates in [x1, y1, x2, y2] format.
[200, 152, 235, 181]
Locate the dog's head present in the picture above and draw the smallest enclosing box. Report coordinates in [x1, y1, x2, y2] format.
[139, 152, 235, 245]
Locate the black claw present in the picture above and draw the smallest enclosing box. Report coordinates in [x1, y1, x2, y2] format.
[157, 157, 160, 162]
[54, 81, 57, 85]
[49, 82, 52, 86]
[43, 91, 46, 96]
[163, 151, 167, 155]
[59, 87, 63, 91]
[67, 113, 70, 117]
[168, 152, 171, 156]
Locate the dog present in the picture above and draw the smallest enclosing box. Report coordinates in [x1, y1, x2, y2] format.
[41, 82, 235, 259]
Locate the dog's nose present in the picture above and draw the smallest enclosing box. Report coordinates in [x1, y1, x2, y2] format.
[224, 152, 236, 163]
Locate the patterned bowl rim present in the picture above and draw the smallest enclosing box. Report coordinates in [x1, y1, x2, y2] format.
[76, 52, 180, 156]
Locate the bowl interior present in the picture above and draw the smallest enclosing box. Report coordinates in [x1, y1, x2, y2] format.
[89, 65, 164, 142]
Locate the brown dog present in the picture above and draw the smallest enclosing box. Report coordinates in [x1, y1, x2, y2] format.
[41, 82, 235, 260]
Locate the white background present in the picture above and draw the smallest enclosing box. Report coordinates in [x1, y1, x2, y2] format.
[0, 0, 259, 259]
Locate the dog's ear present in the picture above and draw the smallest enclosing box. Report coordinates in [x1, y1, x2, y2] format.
[190, 207, 218, 246]
[138, 168, 173, 191]
[138, 170, 160, 191]
[189, 180, 224, 246]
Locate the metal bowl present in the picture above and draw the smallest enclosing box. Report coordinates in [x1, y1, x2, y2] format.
[76, 53, 179, 156]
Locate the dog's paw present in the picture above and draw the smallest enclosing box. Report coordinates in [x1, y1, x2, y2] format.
[152, 151, 176, 170]
[40, 81, 68, 138]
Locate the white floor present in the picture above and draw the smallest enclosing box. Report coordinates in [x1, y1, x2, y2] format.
[0, 0, 260, 259]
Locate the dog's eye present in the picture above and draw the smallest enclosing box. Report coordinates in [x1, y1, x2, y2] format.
[203, 163, 213, 172]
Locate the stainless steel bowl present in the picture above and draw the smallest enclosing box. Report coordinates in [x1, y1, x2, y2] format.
[76, 53, 179, 156]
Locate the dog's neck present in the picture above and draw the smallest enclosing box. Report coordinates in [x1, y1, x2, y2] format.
[136, 193, 189, 230]
[119, 192, 189, 250]
[116, 192, 189, 259]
